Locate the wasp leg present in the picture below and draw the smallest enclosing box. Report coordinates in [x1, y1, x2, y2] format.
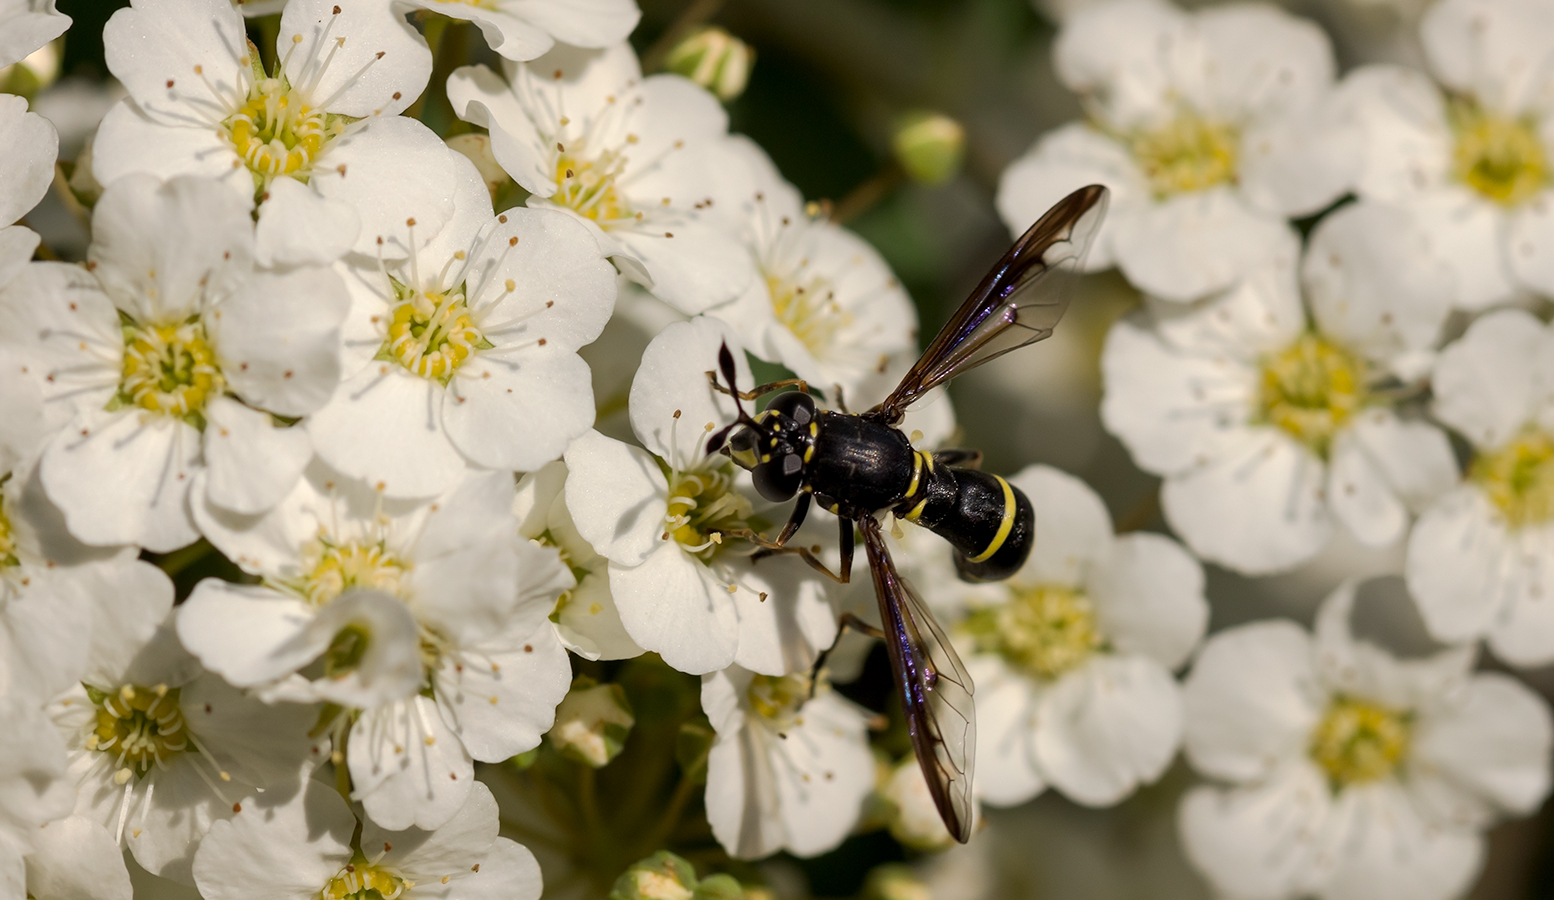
[808, 610, 886, 698]
[705, 370, 810, 401]
[831, 383, 849, 414]
[738, 510, 852, 584]
[933, 449, 984, 469]
[774, 492, 811, 545]
[838, 516, 854, 583]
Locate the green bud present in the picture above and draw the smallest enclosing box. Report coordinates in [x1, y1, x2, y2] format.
[664, 27, 754, 102]
[691, 874, 745, 900]
[0, 40, 61, 102]
[863, 864, 930, 900]
[891, 111, 965, 186]
[506, 747, 539, 771]
[609, 851, 699, 900]
[445, 133, 511, 202]
[548, 676, 634, 768]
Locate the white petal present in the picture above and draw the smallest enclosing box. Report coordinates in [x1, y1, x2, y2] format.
[768, 693, 875, 858]
[1008, 464, 1112, 587]
[1311, 580, 1475, 710]
[1329, 410, 1458, 548]
[562, 430, 669, 567]
[1032, 655, 1182, 806]
[25, 817, 131, 900]
[306, 588, 424, 709]
[610, 218, 755, 316]
[1238, 103, 1352, 218]
[609, 543, 738, 675]
[1410, 189, 1518, 310]
[0, 95, 57, 227]
[191, 779, 354, 900]
[1508, 191, 1554, 296]
[1182, 620, 1321, 783]
[201, 398, 313, 515]
[1053, 0, 1187, 129]
[628, 317, 749, 465]
[727, 556, 839, 677]
[369, 781, 497, 878]
[438, 838, 542, 900]
[966, 657, 1045, 807]
[465, 206, 617, 351]
[253, 176, 359, 267]
[40, 409, 201, 552]
[501, 0, 639, 53]
[1160, 430, 1332, 575]
[1177, 765, 1332, 900]
[90, 99, 248, 190]
[1405, 488, 1506, 646]
[1110, 189, 1294, 303]
[1327, 426, 1410, 549]
[442, 348, 594, 472]
[1420, 0, 1554, 115]
[88, 173, 254, 323]
[446, 63, 550, 195]
[279, 0, 431, 118]
[0, 2, 69, 70]
[316, 117, 459, 259]
[177, 580, 317, 690]
[1191, 4, 1335, 122]
[554, 567, 642, 661]
[1486, 525, 1554, 667]
[1321, 782, 1484, 900]
[435, 623, 570, 762]
[102, 0, 246, 121]
[1090, 532, 1207, 670]
[1431, 307, 1548, 450]
[0, 225, 39, 290]
[307, 365, 466, 499]
[705, 721, 782, 857]
[1331, 65, 1453, 202]
[350, 696, 475, 832]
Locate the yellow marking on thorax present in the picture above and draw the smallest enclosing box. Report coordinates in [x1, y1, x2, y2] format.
[804, 421, 818, 463]
[967, 476, 1016, 563]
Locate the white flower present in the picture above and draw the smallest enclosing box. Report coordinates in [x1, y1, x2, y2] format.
[307, 156, 615, 499]
[701, 666, 874, 860]
[1101, 206, 1459, 574]
[1321, 0, 1554, 309]
[890, 464, 1205, 808]
[564, 318, 838, 676]
[0, 174, 348, 550]
[94, 0, 458, 267]
[193, 778, 541, 900]
[397, 0, 640, 61]
[706, 137, 918, 404]
[180, 462, 573, 831]
[48, 559, 317, 885]
[0, 93, 57, 286]
[513, 459, 643, 661]
[0, 0, 69, 70]
[0, 696, 77, 900]
[1178, 580, 1553, 900]
[881, 756, 977, 852]
[1405, 308, 1554, 666]
[22, 816, 133, 900]
[448, 41, 756, 314]
[996, 0, 1348, 302]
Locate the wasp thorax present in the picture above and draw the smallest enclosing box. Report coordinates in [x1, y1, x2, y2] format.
[1256, 332, 1366, 458]
[119, 318, 224, 425]
[965, 584, 1103, 680]
[1129, 110, 1239, 198]
[1450, 99, 1548, 206]
[1472, 428, 1554, 529]
[86, 684, 188, 781]
[1309, 695, 1411, 789]
[747, 672, 811, 734]
[663, 464, 753, 555]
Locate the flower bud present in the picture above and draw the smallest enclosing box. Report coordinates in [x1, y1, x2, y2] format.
[883, 757, 970, 851]
[691, 874, 745, 900]
[664, 27, 754, 102]
[445, 133, 512, 203]
[548, 676, 634, 768]
[0, 40, 62, 101]
[609, 851, 698, 900]
[891, 111, 965, 186]
[863, 864, 931, 900]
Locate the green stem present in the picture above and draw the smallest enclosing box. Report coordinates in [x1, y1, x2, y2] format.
[153, 539, 217, 577]
[831, 162, 905, 226]
[636, 752, 706, 857]
[577, 764, 605, 840]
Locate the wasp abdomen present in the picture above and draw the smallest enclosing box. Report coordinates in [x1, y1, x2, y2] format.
[897, 460, 1033, 583]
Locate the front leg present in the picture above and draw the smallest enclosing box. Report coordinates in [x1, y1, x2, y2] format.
[705, 369, 809, 401]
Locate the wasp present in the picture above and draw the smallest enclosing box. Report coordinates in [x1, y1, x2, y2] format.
[705, 184, 1110, 843]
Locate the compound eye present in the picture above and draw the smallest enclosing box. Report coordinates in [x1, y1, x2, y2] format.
[765, 391, 816, 426]
[751, 453, 803, 502]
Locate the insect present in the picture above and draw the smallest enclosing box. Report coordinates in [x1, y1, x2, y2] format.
[705, 184, 1111, 843]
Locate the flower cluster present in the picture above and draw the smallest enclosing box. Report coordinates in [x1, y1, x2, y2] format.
[3, 0, 1553, 898]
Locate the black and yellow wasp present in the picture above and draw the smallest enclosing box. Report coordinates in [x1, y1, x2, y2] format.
[705, 184, 1111, 843]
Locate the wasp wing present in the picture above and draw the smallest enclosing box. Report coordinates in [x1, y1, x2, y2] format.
[875, 184, 1109, 421]
[859, 515, 976, 843]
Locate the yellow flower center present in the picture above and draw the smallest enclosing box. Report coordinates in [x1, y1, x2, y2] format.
[1472, 428, 1554, 529]
[221, 75, 344, 187]
[552, 147, 633, 225]
[0, 495, 17, 569]
[1129, 112, 1239, 197]
[964, 584, 1102, 680]
[320, 859, 410, 900]
[1450, 100, 1548, 206]
[384, 291, 486, 384]
[767, 272, 850, 358]
[747, 672, 811, 734]
[1310, 696, 1411, 788]
[662, 464, 753, 557]
[1256, 333, 1366, 458]
[119, 319, 223, 423]
[85, 684, 187, 781]
[298, 539, 409, 607]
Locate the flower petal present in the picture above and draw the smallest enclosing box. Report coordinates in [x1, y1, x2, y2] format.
[177, 579, 318, 690]
[0, 95, 57, 227]
[103, 0, 246, 122]
[369, 781, 497, 879]
[967, 656, 1045, 807]
[629, 316, 749, 466]
[191, 779, 353, 900]
[1111, 189, 1294, 303]
[350, 695, 475, 832]
[1321, 782, 1484, 900]
[307, 365, 466, 499]
[1091, 532, 1207, 670]
[25, 817, 132, 900]
[434, 623, 571, 763]
[279, 0, 430, 118]
[442, 348, 595, 473]
[1177, 764, 1332, 900]
[201, 399, 313, 515]
[609, 543, 738, 675]
[563, 429, 668, 567]
[1431, 307, 1549, 450]
[253, 175, 360, 268]
[317, 116, 459, 259]
[1008, 464, 1113, 588]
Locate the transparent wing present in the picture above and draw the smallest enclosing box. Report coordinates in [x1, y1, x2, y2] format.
[860, 515, 976, 843]
[876, 184, 1110, 420]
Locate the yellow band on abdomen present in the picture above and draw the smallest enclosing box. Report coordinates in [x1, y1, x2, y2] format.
[967, 475, 1016, 563]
